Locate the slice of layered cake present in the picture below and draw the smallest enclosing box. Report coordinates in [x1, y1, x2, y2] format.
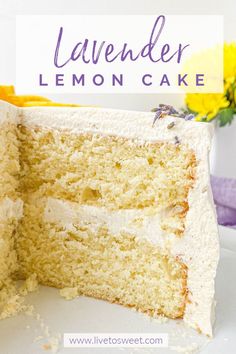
[0, 100, 219, 336]
[0, 102, 23, 311]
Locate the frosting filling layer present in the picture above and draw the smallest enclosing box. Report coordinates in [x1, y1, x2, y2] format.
[44, 197, 184, 250]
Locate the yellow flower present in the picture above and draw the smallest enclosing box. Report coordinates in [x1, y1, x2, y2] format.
[224, 43, 236, 80]
[185, 93, 230, 121]
[185, 43, 236, 121]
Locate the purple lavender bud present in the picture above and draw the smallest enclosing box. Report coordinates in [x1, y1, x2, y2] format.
[184, 114, 195, 121]
[152, 104, 196, 126]
[152, 110, 162, 126]
[169, 107, 179, 115]
[174, 136, 180, 145]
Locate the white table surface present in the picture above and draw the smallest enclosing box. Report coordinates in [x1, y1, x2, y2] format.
[0, 226, 235, 354]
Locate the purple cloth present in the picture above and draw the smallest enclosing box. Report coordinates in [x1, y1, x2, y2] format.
[211, 175, 236, 228]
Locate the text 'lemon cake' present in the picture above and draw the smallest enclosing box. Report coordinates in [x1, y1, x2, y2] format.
[0, 100, 219, 336]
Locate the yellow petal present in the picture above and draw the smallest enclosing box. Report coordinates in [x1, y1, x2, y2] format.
[195, 114, 204, 121]
[0, 85, 15, 96]
[23, 101, 81, 107]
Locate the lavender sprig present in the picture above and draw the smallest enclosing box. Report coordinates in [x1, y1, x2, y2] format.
[174, 136, 180, 145]
[152, 104, 195, 126]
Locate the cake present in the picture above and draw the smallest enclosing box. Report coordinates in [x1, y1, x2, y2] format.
[0, 103, 23, 297]
[0, 100, 219, 337]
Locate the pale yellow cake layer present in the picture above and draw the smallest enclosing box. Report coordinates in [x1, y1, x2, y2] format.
[0, 219, 19, 289]
[0, 122, 21, 293]
[16, 195, 187, 319]
[18, 126, 196, 236]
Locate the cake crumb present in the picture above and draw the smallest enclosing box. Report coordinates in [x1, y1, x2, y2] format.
[24, 304, 35, 316]
[33, 310, 62, 353]
[42, 343, 52, 351]
[41, 335, 61, 353]
[153, 315, 169, 324]
[59, 286, 79, 300]
[20, 273, 39, 295]
[0, 276, 39, 320]
[0, 294, 24, 320]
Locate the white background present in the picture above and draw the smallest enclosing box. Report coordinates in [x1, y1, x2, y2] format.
[0, 0, 235, 110]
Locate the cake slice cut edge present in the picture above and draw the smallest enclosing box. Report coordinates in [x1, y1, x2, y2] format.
[0, 100, 219, 337]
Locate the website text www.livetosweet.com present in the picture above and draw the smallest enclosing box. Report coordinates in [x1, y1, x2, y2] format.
[64, 333, 168, 348]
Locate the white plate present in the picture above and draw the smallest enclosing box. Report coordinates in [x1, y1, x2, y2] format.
[0, 228, 236, 354]
[219, 225, 236, 252]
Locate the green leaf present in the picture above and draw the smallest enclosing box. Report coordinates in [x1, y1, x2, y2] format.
[217, 108, 235, 127]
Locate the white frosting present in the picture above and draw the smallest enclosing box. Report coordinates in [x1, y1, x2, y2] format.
[44, 198, 177, 248]
[0, 100, 19, 124]
[0, 101, 219, 336]
[0, 198, 23, 221]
